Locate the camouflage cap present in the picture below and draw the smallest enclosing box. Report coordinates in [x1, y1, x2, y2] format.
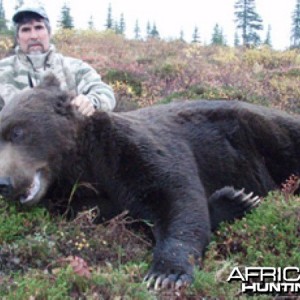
[12, 5, 49, 23]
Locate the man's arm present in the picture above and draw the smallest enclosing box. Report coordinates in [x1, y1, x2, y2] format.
[75, 60, 116, 112]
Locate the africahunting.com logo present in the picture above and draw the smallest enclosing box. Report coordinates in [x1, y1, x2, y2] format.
[227, 267, 300, 294]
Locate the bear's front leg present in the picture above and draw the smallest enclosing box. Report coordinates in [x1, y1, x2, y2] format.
[144, 196, 211, 290]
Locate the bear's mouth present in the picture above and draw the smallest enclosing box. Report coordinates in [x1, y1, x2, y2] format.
[20, 172, 42, 205]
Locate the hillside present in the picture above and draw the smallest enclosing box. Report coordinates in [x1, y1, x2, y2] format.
[50, 30, 300, 113]
[2, 30, 300, 111]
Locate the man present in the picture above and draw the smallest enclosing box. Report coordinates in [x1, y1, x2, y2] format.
[0, 5, 116, 115]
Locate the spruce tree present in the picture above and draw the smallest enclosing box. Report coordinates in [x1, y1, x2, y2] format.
[88, 15, 94, 30]
[234, 0, 263, 47]
[0, 0, 7, 32]
[192, 26, 200, 43]
[211, 23, 226, 45]
[146, 21, 151, 38]
[291, 0, 300, 48]
[150, 23, 159, 38]
[58, 3, 74, 29]
[106, 3, 113, 29]
[134, 20, 141, 39]
[118, 13, 125, 35]
[14, 0, 24, 10]
[113, 21, 119, 34]
[264, 24, 272, 47]
[179, 29, 185, 42]
[234, 31, 240, 47]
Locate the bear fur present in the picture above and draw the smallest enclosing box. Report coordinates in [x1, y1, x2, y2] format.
[0, 74, 299, 289]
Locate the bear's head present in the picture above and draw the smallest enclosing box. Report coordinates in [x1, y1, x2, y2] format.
[0, 74, 81, 205]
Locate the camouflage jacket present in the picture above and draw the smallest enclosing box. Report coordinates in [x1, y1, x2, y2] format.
[0, 44, 116, 111]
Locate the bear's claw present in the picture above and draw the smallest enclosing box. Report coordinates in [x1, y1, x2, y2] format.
[238, 190, 260, 207]
[144, 272, 192, 290]
[209, 186, 261, 231]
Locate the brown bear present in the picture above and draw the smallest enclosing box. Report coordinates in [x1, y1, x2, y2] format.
[0, 74, 297, 290]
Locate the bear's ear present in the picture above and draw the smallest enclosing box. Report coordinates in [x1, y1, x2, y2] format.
[38, 73, 61, 91]
[53, 92, 74, 117]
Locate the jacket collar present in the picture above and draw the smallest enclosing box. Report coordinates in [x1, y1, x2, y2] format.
[15, 44, 56, 70]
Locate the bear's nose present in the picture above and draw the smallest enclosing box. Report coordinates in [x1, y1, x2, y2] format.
[0, 177, 12, 198]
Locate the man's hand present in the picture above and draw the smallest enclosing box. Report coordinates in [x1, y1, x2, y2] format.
[71, 94, 96, 116]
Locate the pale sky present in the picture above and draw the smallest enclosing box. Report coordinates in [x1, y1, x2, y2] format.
[3, 0, 297, 50]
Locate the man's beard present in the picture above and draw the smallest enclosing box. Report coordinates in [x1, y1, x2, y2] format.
[29, 50, 43, 54]
[27, 42, 45, 54]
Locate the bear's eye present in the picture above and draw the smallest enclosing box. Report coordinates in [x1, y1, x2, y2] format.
[9, 126, 25, 143]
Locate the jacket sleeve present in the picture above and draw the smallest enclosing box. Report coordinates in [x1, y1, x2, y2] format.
[75, 60, 116, 112]
[0, 57, 27, 104]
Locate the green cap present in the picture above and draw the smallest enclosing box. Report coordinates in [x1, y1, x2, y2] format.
[12, 5, 49, 23]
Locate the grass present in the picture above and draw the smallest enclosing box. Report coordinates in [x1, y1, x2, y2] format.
[188, 191, 300, 299]
[0, 189, 299, 299]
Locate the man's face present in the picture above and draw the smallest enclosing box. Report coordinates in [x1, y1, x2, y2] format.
[17, 20, 50, 54]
